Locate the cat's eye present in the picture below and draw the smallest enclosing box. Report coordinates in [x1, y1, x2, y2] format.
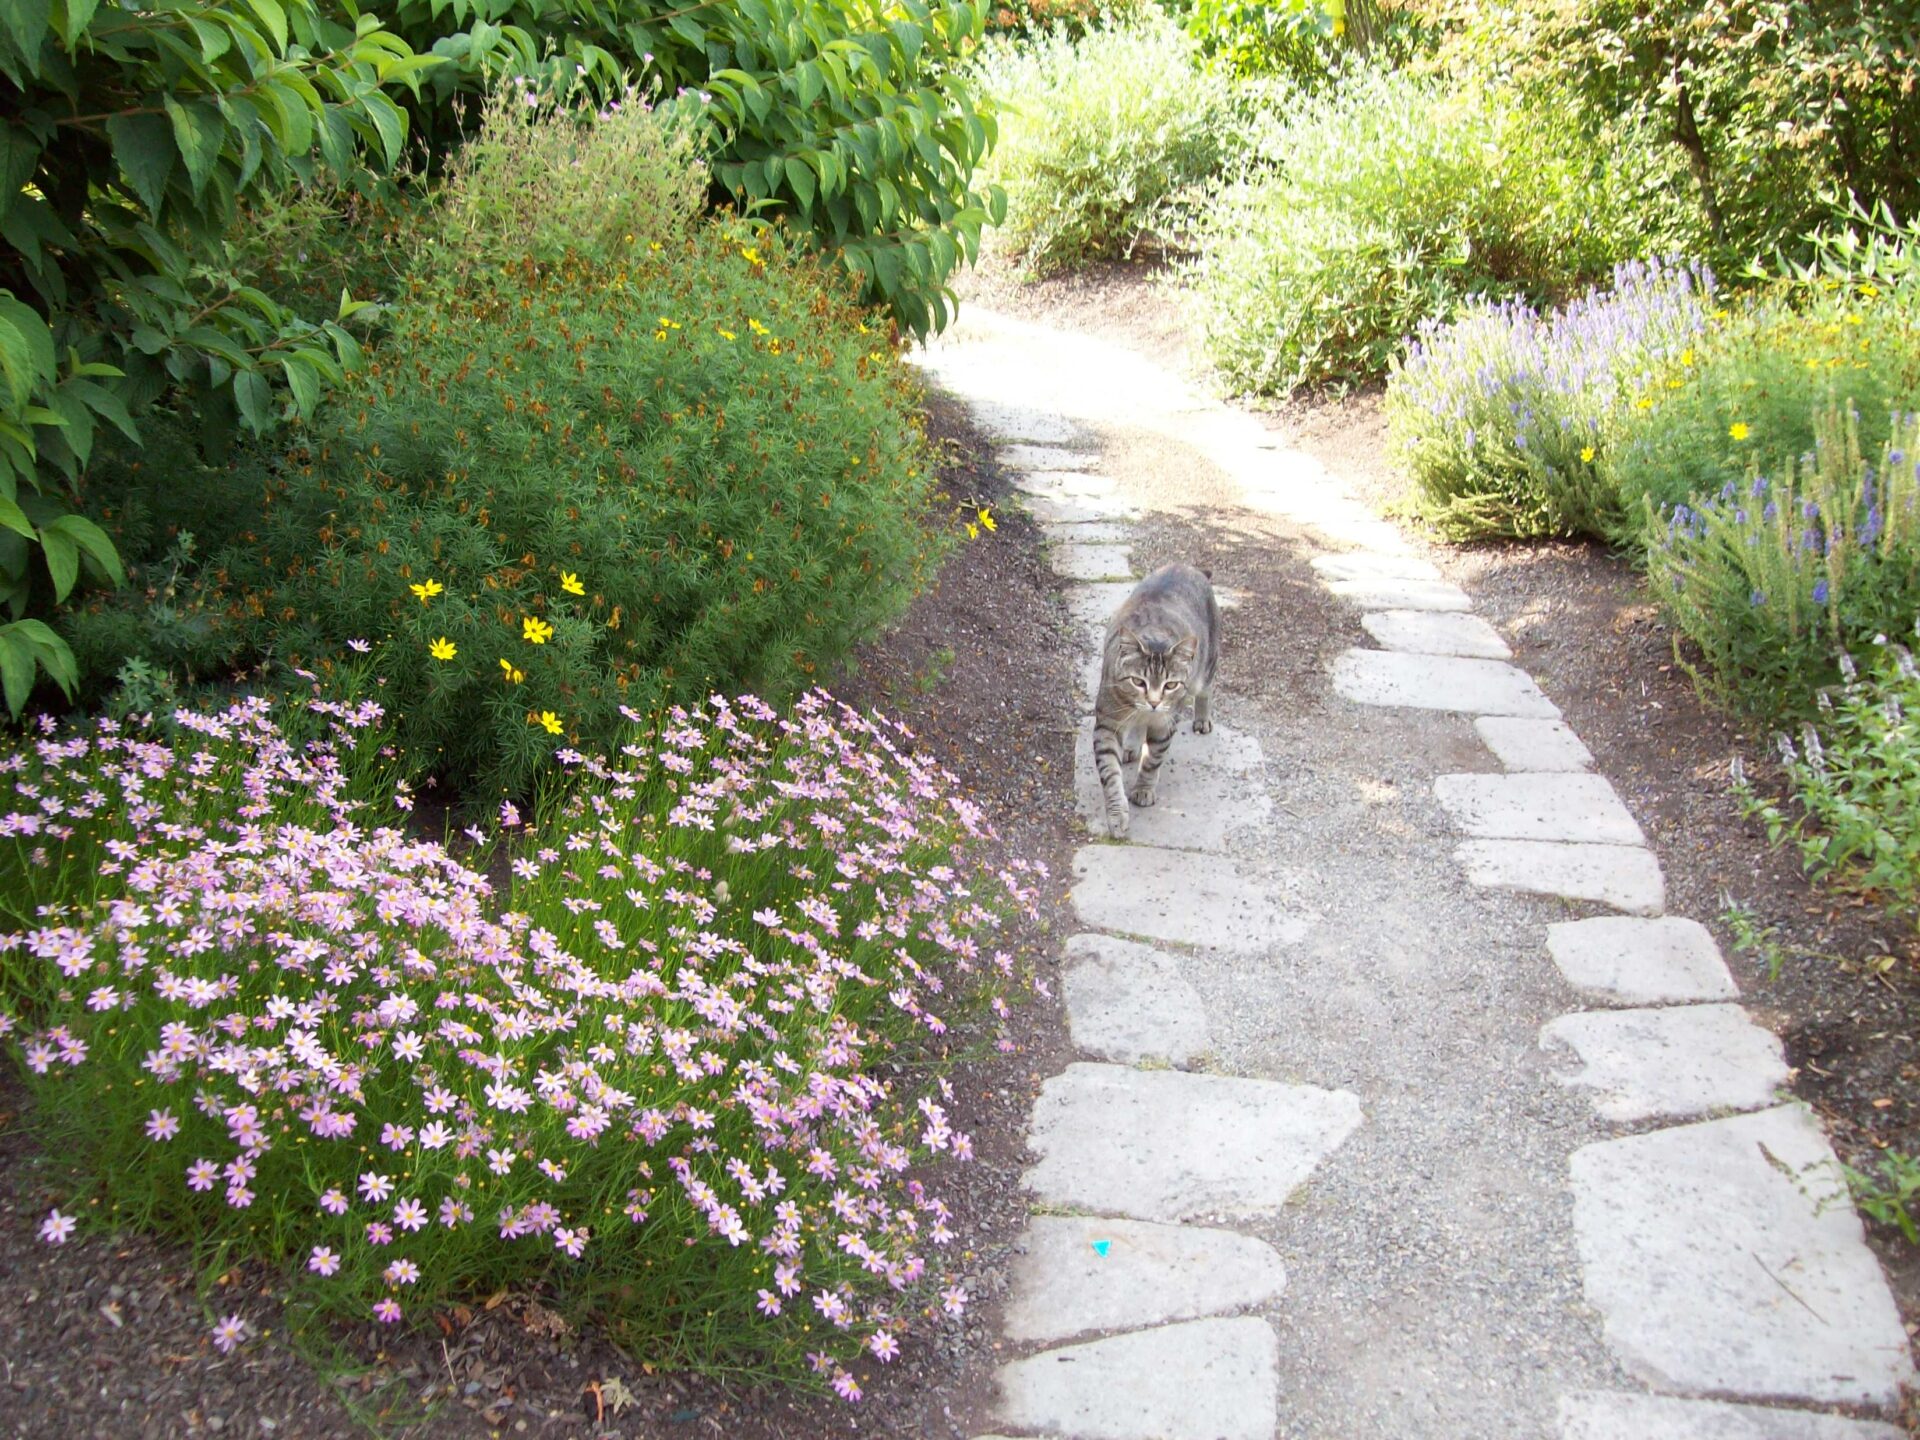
[1165, 681, 1183, 692]
[1129, 676, 1147, 688]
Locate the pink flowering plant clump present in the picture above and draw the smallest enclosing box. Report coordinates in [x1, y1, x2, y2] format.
[0, 682, 1041, 1393]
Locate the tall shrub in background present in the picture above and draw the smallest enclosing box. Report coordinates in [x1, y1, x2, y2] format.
[1426, 0, 1920, 263]
[971, 15, 1234, 270]
[1186, 68, 1669, 393]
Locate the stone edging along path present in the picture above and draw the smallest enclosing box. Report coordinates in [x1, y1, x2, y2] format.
[912, 310, 1915, 1440]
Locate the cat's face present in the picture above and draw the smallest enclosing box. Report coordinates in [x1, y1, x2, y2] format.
[1113, 635, 1198, 712]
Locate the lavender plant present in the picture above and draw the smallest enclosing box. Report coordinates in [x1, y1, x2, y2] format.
[0, 682, 1041, 1395]
[1646, 407, 1920, 719]
[1386, 256, 1716, 539]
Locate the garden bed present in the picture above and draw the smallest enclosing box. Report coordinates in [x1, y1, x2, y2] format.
[0, 393, 1082, 1440]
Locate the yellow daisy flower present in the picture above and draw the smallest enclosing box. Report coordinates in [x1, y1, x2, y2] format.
[535, 710, 563, 735]
[1580, 446, 1596, 463]
[978, 507, 997, 532]
[1729, 422, 1750, 441]
[560, 572, 585, 596]
[428, 636, 456, 661]
[522, 616, 554, 645]
[409, 579, 443, 605]
[499, 658, 525, 684]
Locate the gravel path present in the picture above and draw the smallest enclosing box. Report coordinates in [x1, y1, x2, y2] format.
[912, 308, 1915, 1440]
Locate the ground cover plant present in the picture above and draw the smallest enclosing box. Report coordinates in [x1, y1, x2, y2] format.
[970, 15, 1234, 271]
[1645, 408, 1920, 721]
[1184, 66, 1662, 394]
[68, 91, 945, 796]
[1386, 257, 1717, 540]
[0, 678, 1040, 1395]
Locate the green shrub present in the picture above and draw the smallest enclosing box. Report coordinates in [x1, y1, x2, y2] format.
[1178, 0, 1431, 85]
[1185, 68, 1673, 394]
[1736, 625, 1920, 932]
[1646, 408, 1920, 719]
[210, 97, 941, 798]
[1, 681, 1037, 1389]
[1606, 284, 1920, 532]
[971, 17, 1234, 270]
[1387, 258, 1717, 540]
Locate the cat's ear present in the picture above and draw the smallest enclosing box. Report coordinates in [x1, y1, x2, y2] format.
[1171, 636, 1198, 664]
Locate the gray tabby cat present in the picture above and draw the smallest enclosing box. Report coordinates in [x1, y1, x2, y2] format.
[1093, 562, 1220, 839]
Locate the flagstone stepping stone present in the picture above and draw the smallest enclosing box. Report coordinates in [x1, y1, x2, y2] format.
[997, 1317, 1279, 1440]
[1027, 492, 1142, 526]
[1024, 1062, 1361, 1222]
[1002, 443, 1099, 471]
[1071, 845, 1310, 951]
[1325, 576, 1474, 611]
[1067, 582, 1139, 637]
[1003, 1215, 1286, 1344]
[1476, 716, 1594, 772]
[1334, 650, 1560, 717]
[1543, 1004, 1788, 1122]
[1062, 933, 1212, 1066]
[1558, 1390, 1906, 1440]
[1570, 1104, 1916, 1406]
[1073, 719, 1271, 852]
[1456, 839, 1665, 915]
[1311, 552, 1443, 583]
[1043, 520, 1132, 545]
[1051, 543, 1136, 582]
[967, 401, 1079, 445]
[1547, 917, 1737, 1005]
[1435, 773, 1646, 846]
[1015, 469, 1118, 500]
[1364, 610, 1512, 659]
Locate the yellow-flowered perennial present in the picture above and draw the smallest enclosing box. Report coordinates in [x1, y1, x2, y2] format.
[1729, 422, 1750, 441]
[536, 710, 563, 735]
[499, 658, 525, 684]
[560, 572, 585, 596]
[409, 579, 443, 605]
[522, 616, 554, 645]
[429, 636, 457, 661]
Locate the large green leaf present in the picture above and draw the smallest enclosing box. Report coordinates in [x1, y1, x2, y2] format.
[107, 112, 178, 218]
[165, 96, 228, 198]
[0, 295, 55, 415]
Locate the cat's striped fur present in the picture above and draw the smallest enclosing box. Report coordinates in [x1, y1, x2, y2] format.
[1092, 562, 1219, 838]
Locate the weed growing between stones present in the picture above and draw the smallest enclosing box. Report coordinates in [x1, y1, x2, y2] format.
[0, 679, 1042, 1398]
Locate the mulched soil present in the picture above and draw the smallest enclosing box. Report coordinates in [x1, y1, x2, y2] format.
[0, 390, 1082, 1440]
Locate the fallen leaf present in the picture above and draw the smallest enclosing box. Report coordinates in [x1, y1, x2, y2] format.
[600, 1377, 638, 1416]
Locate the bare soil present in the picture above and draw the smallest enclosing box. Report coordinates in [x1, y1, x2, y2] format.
[0, 391, 1082, 1440]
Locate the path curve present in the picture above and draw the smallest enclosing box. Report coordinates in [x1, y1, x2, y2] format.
[913, 308, 1914, 1440]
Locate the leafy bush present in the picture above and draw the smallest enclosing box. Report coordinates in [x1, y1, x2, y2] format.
[1736, 626, 1920, 932]
[971, 17, 1234, 270]
[1184, 68, 1672, 394]
[1387, 257, 1716, 539]
[1606, 284, 1920, 529]
[1646, 408, 1920, 719]
[210, 96, 942, 797]
[0, 681, 1038, 1389]
[1425, 0, 1920, 265]
[1178, 0, 1430, 84]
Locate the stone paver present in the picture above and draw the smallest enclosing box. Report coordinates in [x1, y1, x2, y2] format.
[1073, 718, 1271, 852]
[1051, 542, 1136, 582]
[1435, 773, 1646, 846]
[1476, 717, 1594, 772]
[1326, 577, 1474, 611]
[1026, 492, 1141, 526]
[1062, 933, 1213, 1066]
[1547, 917, 1737, 1005]
[1570, 1104, 1916, 1405]
[1071, 845, 1310, 951]
[1334, 650, 1560, 717]
[1042, 520, 1131, 544]
[997, 1317, 1280, 1440]
[1066, 581, 1138, 638]
[1025, 1063, 1362, 1222]
[1002, 443, 1098, 471]
[1456, 839, 1666, 915]
[1364, 610, 1513, 659]
[1015, 468, 1118, 500]
[1311, 552, 1443, 583]
[1003, 1215, 1286, 1344]
[966, 401, 1079, 444]
[1559, 1391, 1906, 1440]
[1543, 1004, 1789, 1122]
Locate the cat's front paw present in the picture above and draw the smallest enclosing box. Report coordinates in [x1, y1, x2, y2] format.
[1106, 811, 1130, 839]
[1191, 717, 1213, 734]
[1128, 784, 1158, 809]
